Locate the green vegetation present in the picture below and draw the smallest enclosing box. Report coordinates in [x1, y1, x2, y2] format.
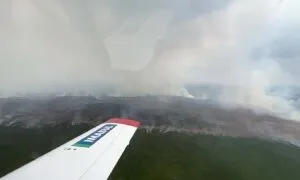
[0, 126, 299, 180]
[109, 130, 300, 180]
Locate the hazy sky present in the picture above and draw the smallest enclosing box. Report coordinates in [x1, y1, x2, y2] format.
[1, 0, 300, 119]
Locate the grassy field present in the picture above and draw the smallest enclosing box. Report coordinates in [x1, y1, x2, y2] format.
[0, 126, 300, 180]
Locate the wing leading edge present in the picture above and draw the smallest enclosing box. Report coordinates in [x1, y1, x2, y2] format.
[2, 118, 140, 180]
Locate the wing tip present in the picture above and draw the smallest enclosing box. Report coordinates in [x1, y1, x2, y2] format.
[107, 118, 141, 127]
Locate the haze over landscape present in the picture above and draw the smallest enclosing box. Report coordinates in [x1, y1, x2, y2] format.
[2, 0, 300, 120]
[1, 1, 300, 179]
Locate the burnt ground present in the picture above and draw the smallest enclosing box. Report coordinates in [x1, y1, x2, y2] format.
[0, 96, 299, 146]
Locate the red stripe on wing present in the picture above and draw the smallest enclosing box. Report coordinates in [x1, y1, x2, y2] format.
[107, 118, 141, 127]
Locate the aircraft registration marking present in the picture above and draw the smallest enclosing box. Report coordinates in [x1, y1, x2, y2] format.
[73, 124, 117, 148]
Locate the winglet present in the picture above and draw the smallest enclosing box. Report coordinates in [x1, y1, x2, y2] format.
[106, 118, 141, 127]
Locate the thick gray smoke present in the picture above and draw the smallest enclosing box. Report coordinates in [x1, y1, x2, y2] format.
[1, 0, 300, 120]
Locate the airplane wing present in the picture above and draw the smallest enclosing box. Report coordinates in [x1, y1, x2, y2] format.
[2, 118, 140, 180]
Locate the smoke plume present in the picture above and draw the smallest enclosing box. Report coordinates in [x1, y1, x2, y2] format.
[1, 0, 300, 120]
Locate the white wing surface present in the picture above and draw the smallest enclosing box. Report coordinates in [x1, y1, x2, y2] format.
[2, 118, 140, 180]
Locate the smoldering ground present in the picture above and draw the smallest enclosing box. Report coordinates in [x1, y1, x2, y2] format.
[0, 96, 299, 147]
